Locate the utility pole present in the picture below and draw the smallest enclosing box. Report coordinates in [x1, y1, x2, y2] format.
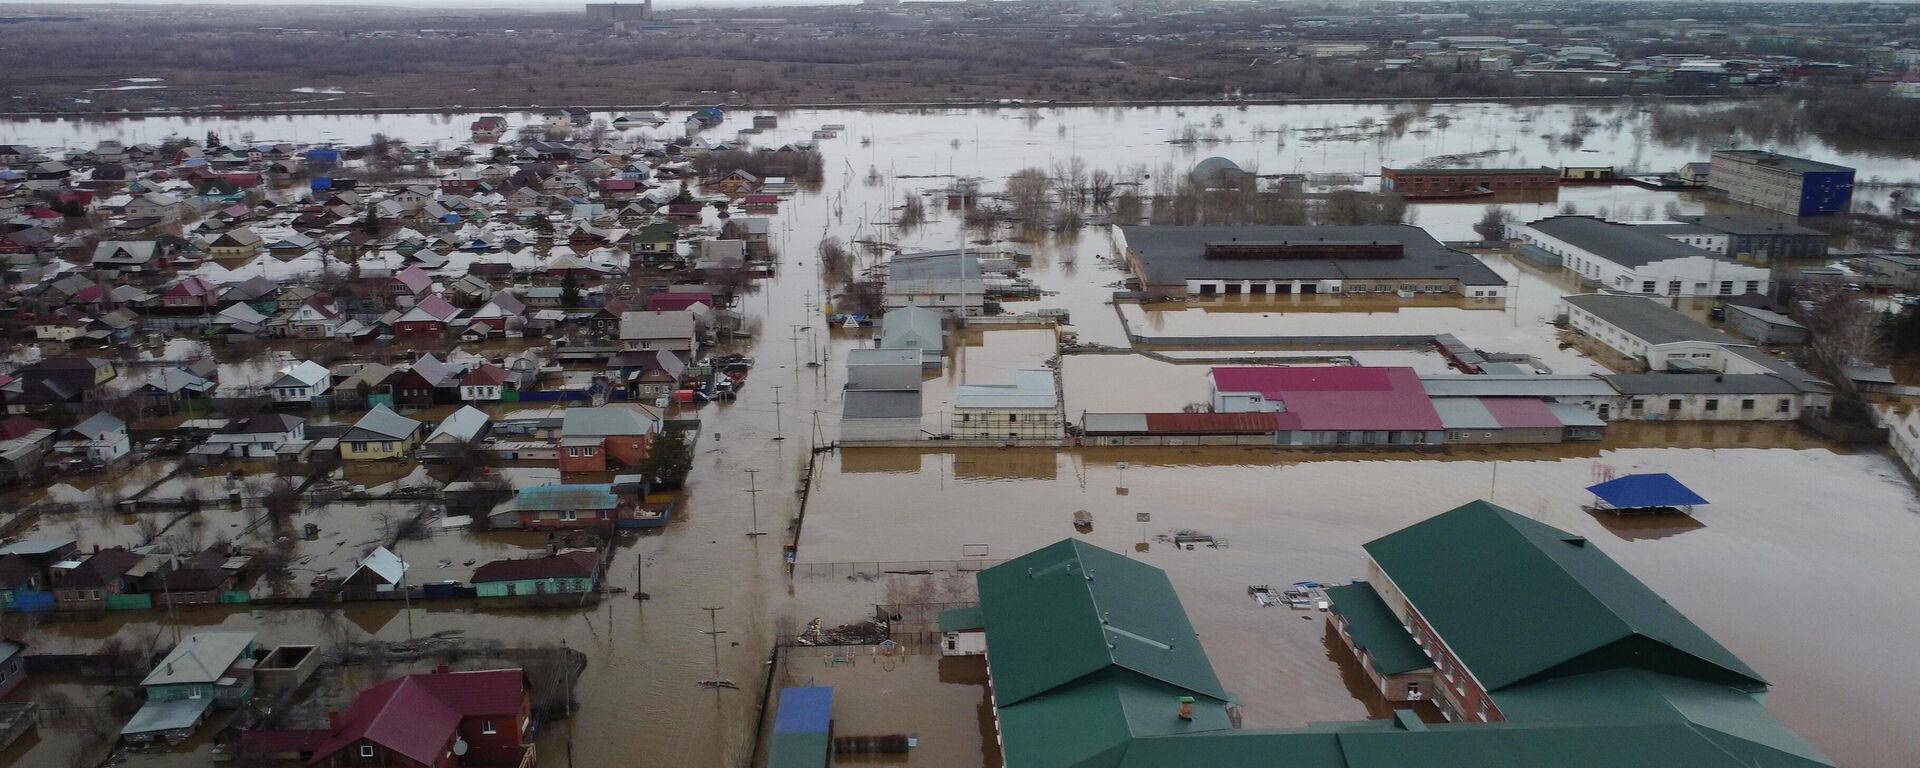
[699, 606, 730, 687]
[744, 469, 765, 536]
[771, 386, 785, 441]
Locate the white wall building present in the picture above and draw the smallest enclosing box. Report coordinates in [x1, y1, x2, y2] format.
[1514, 216, 1770, 298]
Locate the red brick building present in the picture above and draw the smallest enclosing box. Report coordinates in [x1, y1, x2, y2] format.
[556, 406, 657, 476]
[1380, 166, 1558, 198]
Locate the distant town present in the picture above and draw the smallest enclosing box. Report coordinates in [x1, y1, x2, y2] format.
[0, 2, 1916, 768]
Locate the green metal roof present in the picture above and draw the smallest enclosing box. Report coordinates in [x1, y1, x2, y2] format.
[1324, 584, 1430, 676]
[998, 668, 1235, 768]
[1362, 501, 1764, 692]
[976, 535, 1832, 768]
[937, 605, 983, 633]
[978, 539, 1229, 708]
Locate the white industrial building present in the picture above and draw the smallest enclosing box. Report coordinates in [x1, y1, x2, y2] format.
[1513, 216, 1771, 298]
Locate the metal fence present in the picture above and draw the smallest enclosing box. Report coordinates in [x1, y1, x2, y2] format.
[792, 559, 1007, 582]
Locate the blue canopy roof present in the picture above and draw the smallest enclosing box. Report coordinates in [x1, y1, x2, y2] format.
[1587, 473, 1708, 509]
[774, 687, 832, 734]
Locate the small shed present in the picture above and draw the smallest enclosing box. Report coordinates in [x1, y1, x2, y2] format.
[771, 687, 834, 768]
[1724, 304, 1807, 345]
[1585, 473, 1708, 515]
[937, 606, 986, 656]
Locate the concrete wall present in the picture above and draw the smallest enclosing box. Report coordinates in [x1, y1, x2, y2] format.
[953, 408, 1059, 439]
[1617, 392, 1804, 421]
[841, 417, 924, 442]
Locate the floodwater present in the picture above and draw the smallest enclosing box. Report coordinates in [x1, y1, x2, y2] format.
[796, 446, 1920, 768]
[7, 101, 1920, 768]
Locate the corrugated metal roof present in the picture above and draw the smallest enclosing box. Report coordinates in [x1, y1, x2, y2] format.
[1363, 501, 1763, 692]
[1212, 367, 1442, 432]
[1421, 375, 1619, 398]
[1081, 413, 1149, 434]
[1142, 412, 1277, 434]
[515, 483, 619, 511]
[141, 631, 255, 687]
[1431, 396, 1500, 430]
[1481, 397, 1565, 430]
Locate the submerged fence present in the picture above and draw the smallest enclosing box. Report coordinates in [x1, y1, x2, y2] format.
[792, 559, 1007, 582]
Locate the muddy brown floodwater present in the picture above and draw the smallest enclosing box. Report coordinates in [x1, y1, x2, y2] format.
[7, 101, 1920, 768]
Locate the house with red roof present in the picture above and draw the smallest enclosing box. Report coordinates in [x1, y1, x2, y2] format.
[646, 292, 714, 313]
[389, 265, 434, 300]
[395, 295, 461, 337]
[306, 666, 533, 768]
[1207, 366, 1444, 447]
[162, 276, 220, 310]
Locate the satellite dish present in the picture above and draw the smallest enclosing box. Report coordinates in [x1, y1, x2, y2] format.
[452, 739, 469, 756]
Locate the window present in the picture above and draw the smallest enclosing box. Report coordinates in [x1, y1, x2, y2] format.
[381, 441, 395, 451]
[1668, 399, 1682, 412]
[1745, 280, 1759, 293]
[1778, 399, 1792, 413]
[1668, 280, 1682, 294]
[352, 442, 367, 452]
[1008, 414, 1019, 423]
[1641, 281, 1656, 293]
[1741, 399, 1755, 411]
[559, 510, 578, 521]
[1719, 281, 1734, 295]
[959, 414, 970, 423]
[1477, 700, 1491, 721]
[361, 744, 376, 759]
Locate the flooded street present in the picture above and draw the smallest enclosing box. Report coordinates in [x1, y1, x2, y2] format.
[5, 100, 1919, 768]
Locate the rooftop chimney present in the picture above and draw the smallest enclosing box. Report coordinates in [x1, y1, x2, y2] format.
[1178, 696, 1195, 721]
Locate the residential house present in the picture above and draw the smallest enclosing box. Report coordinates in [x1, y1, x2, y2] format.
[0, 537, 75, 610]
[59, 412, 130, 464]
[0, 418, 56, 484]
[387, 355, 464, 409]
[557, 406, 658, 474]
[610, 349, 686, 400]
[140, 367, 216, 410]
[207, 228, 262, 259]
[210, 302, 269, 336]
[91, 241, 165, 273]
[0, 641, 23, 698]
[2, 357, 116, 415]
[713, 169, 760, 195]
[304, 667, 533, 768]
[459, 364, 515, 402]
[464, 293, 526, 338]
[277, 297, 345, 339]
[509, 484, 633, 529]
[123, 192, 189, 222]
[389, 265, 433, 301]
[952, 369, 1059, 440]
[617, 310, 699, 358]
[54, 548, 143, 611]
[878, 306, 945, 369]
[121, 632, 258, 745]
[220, 275, 282, 314]
[202, 414, 306, 459]
[338, 547, 407, 601]
[630, 221, 677, 264]
[420, 405, 491, 462]
[394, 295, 461, 337]
[162, 277, 221, 310]
[339, 406, 424, 461]
[471, 551, 599, 598]
[268, 361, 332, 406]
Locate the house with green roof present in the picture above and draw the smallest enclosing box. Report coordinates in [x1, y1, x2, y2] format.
[975, 504, 1834, 768]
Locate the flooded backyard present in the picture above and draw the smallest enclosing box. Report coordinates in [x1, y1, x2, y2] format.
[3, 99, 1919, 768]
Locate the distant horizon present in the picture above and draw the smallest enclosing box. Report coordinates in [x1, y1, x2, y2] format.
[3, 0, 1914, 7]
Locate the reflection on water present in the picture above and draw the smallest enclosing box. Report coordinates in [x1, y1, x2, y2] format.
[1585, 509, 1708, 541]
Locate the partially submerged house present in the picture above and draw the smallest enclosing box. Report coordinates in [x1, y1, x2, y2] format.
[339, 406, 424, 461]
